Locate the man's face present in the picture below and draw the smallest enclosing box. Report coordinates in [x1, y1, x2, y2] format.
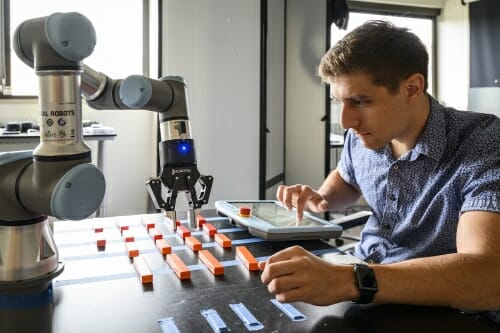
[330, 73, 411, 150]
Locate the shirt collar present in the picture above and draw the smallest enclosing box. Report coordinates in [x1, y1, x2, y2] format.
[409, 95, 447, 162]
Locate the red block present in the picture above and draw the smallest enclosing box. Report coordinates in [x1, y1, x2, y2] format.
[116, 220, 129, 233]
[239, 206, 252, 217]
[185, 236, 202, 252]
[202, 223, 217, 237]
[133, 255, 153, 284]
[166, 254, 191, 280]
[198, 250, 224, 276]
[197, 215, 207, 227]
[122, 230, 135, 242]
[155, 239, 171, 255]
[141, 218, 155, 231]
[126, 242, 139, 258]
[149, 227, 163, 241]
[214, 233, 232, 248]
[176, 225, 191, 239]
[236, 246, 259, 271]
[95, 233, 106, 248]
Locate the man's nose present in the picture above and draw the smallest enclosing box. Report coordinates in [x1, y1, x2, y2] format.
[340, 105, 360, 129]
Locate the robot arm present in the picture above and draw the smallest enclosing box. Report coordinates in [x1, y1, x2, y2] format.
[1, 12, 106, 223]
[0, 11, 212, 289]
[81, 66, 213, 229]
[0, 12, 105, 287]
[11, 11, 212, 230]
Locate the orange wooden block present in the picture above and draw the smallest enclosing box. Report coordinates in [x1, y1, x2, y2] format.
[94, 225, 104, 233]
[239, 206, 252, 217]
[176, 225, 191, 239]
[236, 246, 259, 271]
[202, 223, 217, 236]
[214, 233, 232, 248]
[125, 242, 139, 257]
[176, 220, 182, 226]
[156, 238, 172, 255]
[95, 233, 106, 248]
[198, 249, 224, 276]
[122, 230, 135, 242]
[141, 218, 155, 231]
[185, 236, 202, 252]
[166, 254, 191, 280]
[116, 220, 129, 233]
[196, 215, 207, 227]
[133, 255, 153, 284]
[149, 227, 163, 241]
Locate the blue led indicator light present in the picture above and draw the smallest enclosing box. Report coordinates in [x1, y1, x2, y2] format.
[178, 143, 190, 154]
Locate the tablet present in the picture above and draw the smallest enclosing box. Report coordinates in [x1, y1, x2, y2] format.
[214, 200, 343, 241]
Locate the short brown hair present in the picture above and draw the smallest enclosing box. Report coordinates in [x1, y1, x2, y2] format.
[318, 20, 429, 93]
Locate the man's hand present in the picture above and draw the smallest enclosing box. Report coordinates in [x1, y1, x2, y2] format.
[258, 246, 358, 305]
[276, 184, 329, 221]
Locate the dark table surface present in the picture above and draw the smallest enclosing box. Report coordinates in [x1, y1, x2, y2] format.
[1, 212, 498, 333]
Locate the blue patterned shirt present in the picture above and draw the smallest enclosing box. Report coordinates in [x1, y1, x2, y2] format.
[339, 96, 500, 264]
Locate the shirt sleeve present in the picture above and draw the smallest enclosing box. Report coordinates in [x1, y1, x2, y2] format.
[461, 164, 500, 213]
[338, 130, 358, 187]
[461, 136, 500, 213]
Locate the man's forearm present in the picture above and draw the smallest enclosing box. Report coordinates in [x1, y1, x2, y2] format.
[318, 169, 361, 210]
[372, 253, 500, 310]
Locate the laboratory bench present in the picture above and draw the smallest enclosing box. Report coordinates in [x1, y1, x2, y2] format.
[1, 211, 497, 333]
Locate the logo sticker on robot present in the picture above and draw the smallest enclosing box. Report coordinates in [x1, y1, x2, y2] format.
[171, 169, 191, 175]
[47, 118, 54, 126]
[58, 130, 66, 138]
[44, 130, 57, 138]
[50, 110, 75, 116]
[58, 118, 66, 126]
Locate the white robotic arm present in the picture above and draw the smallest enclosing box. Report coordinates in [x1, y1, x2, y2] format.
[0, 12, 105, 290]
[0, 12, 212, 291]
[81, 67, 213, 231]
[3, 12, 106, 222]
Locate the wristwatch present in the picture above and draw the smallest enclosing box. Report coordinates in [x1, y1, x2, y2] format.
[353, 263, 378, 304]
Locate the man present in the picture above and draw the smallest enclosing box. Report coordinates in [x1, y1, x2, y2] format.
[259, 21, 500, 314]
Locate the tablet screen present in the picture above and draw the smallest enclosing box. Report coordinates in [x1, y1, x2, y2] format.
[230, 202, 324, 227]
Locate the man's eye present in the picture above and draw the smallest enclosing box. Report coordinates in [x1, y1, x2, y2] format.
[352, 99, 365, 106]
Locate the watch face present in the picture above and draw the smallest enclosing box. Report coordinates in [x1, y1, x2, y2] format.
[355, 265, 378, 291]
[353, 264, 377, 304]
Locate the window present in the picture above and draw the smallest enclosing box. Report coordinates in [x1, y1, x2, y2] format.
[0, 0, 153, 97]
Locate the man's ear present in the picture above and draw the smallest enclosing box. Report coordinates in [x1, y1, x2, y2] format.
[404, 73, 425, 101]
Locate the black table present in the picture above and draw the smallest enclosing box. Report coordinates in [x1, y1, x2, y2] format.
[1, 212, 497, 333]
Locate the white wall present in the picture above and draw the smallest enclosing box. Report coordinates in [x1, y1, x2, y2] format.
[81, 106, 156, 216]
[436, 0, 470, 110]
[161, 0, 261, 209]
[285, 0, 327, 189]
